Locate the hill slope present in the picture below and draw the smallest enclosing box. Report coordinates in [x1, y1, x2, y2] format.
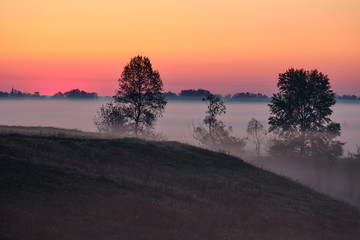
[1, 131, 360, 239]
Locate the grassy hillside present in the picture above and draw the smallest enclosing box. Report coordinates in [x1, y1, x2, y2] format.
[0, 125, 99, 138]
[1, 128, 360, 239]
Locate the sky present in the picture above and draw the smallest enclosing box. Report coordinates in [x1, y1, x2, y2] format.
[0, 0, 359, 96]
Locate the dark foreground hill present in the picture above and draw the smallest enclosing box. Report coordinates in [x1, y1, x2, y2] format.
[1, 129, 360, 239]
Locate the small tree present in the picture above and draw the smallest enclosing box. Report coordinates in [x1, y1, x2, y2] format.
[193, 94, 245, 152]
[203, 94, 226, 144]
[95, 55, 167, 136]
[94, 102, 129, 134]
[268, 68, 343, 158]
[247, 118, 267, 158]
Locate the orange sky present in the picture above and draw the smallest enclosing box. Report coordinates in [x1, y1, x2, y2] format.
[0, 0, 359, 96]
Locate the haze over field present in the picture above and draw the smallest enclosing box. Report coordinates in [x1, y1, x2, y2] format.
[0, 99, 359, 155]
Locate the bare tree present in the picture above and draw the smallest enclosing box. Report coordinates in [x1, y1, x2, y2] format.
[247, 118, 267, 158]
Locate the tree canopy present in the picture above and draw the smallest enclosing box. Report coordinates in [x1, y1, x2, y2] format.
[95, 55, 166, 136]
[268, 68, 343, 158]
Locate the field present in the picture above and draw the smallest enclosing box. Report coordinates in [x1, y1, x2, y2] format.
[1, 126, 360, 239]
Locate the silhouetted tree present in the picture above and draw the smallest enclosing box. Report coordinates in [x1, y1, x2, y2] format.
[247, 118, 267, 158]
[193, 94, 245, 152]
[268, 68, 343, 158]
[95, 56, 166, 136]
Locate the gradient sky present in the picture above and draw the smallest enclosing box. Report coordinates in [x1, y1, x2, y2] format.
[1, 0, 359, 96]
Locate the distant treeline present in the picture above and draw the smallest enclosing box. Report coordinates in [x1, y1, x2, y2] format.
[52, 89, 97, 99]
[164, 89, 360, 102]
[164, 89, 269, 101]
[0, 88, 98, 99]
[335, 94, 360, 102]
[1, 87, 359, 102]
[0, 88, 44, 99]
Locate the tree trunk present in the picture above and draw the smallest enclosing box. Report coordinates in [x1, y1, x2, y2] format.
[209, 123, 215, 145]
[256, 140, 261, 159]
[300, 131, 306, 158]
[134, 105, 141, 136]
[134, 121, 139, 136]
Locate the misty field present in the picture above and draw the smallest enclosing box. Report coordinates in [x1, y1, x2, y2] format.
[0, 100, 359, 153]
